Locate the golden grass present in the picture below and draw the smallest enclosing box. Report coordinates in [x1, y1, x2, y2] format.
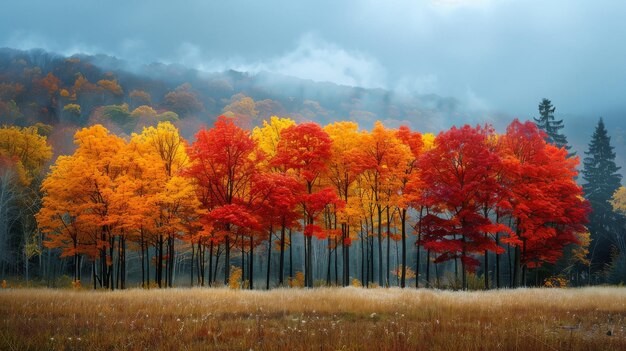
[1, 287, 625, 350]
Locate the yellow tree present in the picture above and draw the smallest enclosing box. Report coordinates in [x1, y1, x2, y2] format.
[613, 187, 626, 252]
[0, 125, 52, 283]
[324, 121, 364, 286]
[38, 124, 125, 288]
[355, 121, 411, 287]
[37, 155, 103, 285]
[131, 121, 191, 287]
[395, 126, 424, 288]
[252, 116, 296, 159]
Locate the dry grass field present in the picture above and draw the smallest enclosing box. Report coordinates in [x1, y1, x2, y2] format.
[1, 287, 625, 350]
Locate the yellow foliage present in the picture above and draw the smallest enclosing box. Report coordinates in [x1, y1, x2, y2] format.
[0, 125, 52, 186]
[1, 280, 6, 289]
[97, 79, 123, 96]
[392, 265, 416, 281]
[289, 271, 305, 288]
[229, 266, 243, 289]
[252, 116, 296, 158]
[422, 133, 436, 150]
[544, 276, 568, 288]
[71, 280, 82, 290]
[130, 105, 157, 119]
[612, 186, 626, 215]
[351, 278, 362, 287]
[573, 231, 591, 266]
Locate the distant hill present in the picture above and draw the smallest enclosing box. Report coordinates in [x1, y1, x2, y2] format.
[0, 48, 464, 140]
[1, 48, 624, 178]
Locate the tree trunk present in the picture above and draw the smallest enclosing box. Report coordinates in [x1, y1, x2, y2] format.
[495, 232, 500, 289]
[400, 209, 407, 288]
[426, 249, 431, 287]
[266, 228, 272, 290]
[289, 230, 293, 281]
[326, 237, 331, 285]
[484, 248, 489, 290]
[386, 206, 391, 287]
[377, 205, 383, 287]
[249, 235, 254, 290]
[208, 241, 214, 286]
[158, 235, 163, 288]
[279, 220, 285, 286]
[224, 234, 230, 286]
[190, 241, 195, 287]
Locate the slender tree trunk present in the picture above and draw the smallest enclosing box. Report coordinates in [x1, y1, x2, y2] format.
[326, 237, 332, 285]
[484, 247, 489, 290]
[224, 229, 231, 285]
[208, 241, 214, 286]
[140, 230, 145, 288]
[191, 241, 195, 287]
[289, 230, 293, 281]
[146, 243, 150, 289]
[418, 207, 426, 288]
[377, 205, 383, 287]
[279, 220, 286, 286]
[266, 226, 272, 290]
[400, 209, 407, 288]
[334, 237, 338, 286]
[513, 245, 521, 287]
[415, 232, 421, 289]
[169, 236, 175, 287]
[495, 232, 500, 289]
[343, 223, 350, 287]
[495, 213, 501, 289]
[249, 236, 254, 289]
[461, 240, 467, 291]
[158, 235, 163, 288]
[386, 207, 391, 287]
[121, 238, 126, 289]
[426, 249, 431, 287]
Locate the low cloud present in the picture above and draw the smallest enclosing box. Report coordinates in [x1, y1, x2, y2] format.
[173, 34, 388, 89]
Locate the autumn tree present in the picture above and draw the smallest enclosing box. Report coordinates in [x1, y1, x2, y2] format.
[163, 83, 204, 117]
[499, 120, 588, 286]
[395, 125, 424, 288]
[38, 125, 126, 288]
[419, 124, 506, 290]
[131, 121, 197, 287]
[272, 123, 333, 287]
[323, 121, 364, 286]
[187, 116, 259, 285]
[0, 125, 52, 281]
[222, 93, 259, 128]
[353, 122, 410, 287]
[252, 116, 298, 285]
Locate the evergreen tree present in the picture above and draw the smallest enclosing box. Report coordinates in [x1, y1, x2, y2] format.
[534, 98, 575, 156]
[582, 118, 623, 274]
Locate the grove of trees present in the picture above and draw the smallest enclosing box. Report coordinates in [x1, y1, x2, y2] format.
[19, 115, 592, 290]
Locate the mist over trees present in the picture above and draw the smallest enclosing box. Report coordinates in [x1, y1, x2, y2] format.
[0, 49, 624, 289]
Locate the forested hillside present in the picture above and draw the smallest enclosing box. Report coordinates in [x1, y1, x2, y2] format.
[0, 48, 458, 154]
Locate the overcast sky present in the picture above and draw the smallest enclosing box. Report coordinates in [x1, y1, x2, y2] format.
[1, 0, 625, 163]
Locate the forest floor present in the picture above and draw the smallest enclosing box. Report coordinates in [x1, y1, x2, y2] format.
[0, 287, 625, 350]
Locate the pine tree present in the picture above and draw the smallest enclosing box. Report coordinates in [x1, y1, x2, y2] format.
[534, 98, 575, 156]
[582, 118, 623, 273]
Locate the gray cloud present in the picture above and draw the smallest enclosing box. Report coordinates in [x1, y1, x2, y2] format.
[0, 0, 624, 171]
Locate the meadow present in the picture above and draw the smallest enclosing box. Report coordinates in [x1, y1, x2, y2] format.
[0, 287, 625, 350]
